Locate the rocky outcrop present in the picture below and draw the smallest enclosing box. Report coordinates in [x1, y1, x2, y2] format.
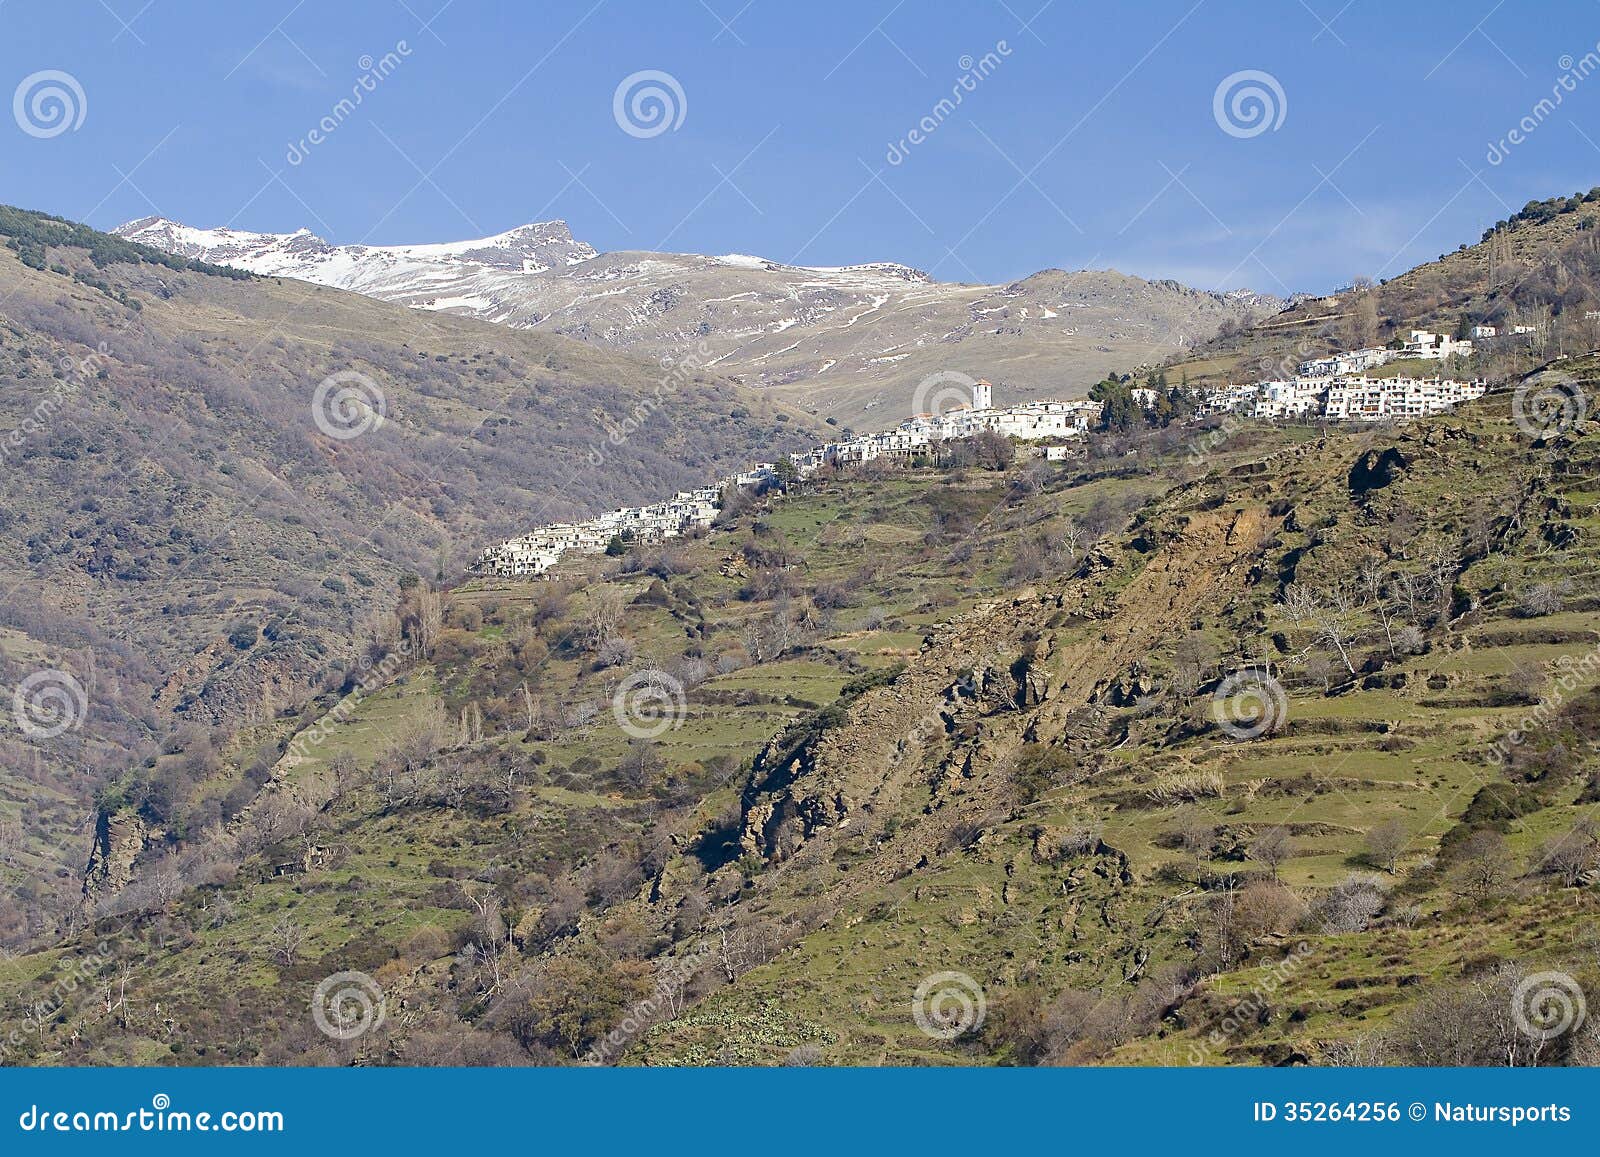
[80, 810, 151, 912]
[1348, 445, 1409, 496]
[732, 501, 1279, 879]
[1104, 664, 1158, 706]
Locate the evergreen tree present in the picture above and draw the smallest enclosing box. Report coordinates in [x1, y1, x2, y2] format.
[1091, 377, 1139, 432]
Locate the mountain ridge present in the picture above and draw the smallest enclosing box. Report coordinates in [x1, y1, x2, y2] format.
[6, 193, 1600, 1067]
[115, 216, 1282, 425]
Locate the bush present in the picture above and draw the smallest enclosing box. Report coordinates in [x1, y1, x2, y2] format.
[1311, 874, 1386, 933]
[1518, 582, 1567, 617]
[1011, 745, 1076, 804]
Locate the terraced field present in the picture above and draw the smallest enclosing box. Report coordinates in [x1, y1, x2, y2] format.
[5, 372, 1599, 1068]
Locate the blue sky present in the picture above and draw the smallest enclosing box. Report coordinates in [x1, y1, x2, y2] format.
[2, 0, 1598, 295]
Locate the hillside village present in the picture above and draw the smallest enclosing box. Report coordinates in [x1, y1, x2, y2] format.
[475, 327, 1488, 579]
[473, 382, 1105, 577]
[1192, 327, 1489, 420]
[11, 182, 1600, 1077]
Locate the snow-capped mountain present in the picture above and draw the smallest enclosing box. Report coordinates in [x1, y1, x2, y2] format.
[115, 216, 1281, 423]
[115, 217, 597, 322]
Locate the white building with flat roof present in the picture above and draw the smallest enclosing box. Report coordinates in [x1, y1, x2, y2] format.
[476, 347, 1493, 580]
[1253, 379, 1325, 420]
[1324, 375, 1485, 421]
[1300, 347, 1392, 377]
[1401, 330, 1474, 361]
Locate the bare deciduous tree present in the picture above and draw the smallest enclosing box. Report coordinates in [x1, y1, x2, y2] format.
[1531, 821, 1598, 887]
[1248, 826, 1294, 880]
[270, 913, 305, 966]
[1359, 561, 1400, 657]
[1175, 807, 1216, 867]
[583, 586, 627, 652]
[1364, 818, 1410, 874]
[1389, 964, 1567, 1066]
[1314, 873, 1386, 933]
[1519, 581, 1568, 618]
[406, 586, 443, 659]
[1283, 581, 1367, 676]
[740, 620, 768, 664]
[1450, 830, 1514, 900]
[1172, 634, 1221, 696]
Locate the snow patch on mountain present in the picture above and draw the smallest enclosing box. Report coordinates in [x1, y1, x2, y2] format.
[115, 215, 1284, 421]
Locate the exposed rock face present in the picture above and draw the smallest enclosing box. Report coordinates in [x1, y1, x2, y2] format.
[1105, 665, 1158, 706]
[734, 502, 1277, 869]
[1348, 446, 1409, 495]
[1020, 664, 1053, 707]
[81, 811, 151, 911]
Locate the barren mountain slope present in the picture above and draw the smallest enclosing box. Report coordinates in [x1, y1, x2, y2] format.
[0, 206, 819, 942]
[116, 217, 1278, 427]
[7, 367, 1598, 1066]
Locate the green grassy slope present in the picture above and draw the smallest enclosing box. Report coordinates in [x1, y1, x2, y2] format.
[4, 368, 1596, 1066]
[0, 205, 822, 944]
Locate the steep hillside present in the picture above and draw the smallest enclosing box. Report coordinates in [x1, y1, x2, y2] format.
[115, 217, 1278, 426]
[639, 378, 1600, 1066]
[1166, 187, 1600, 390]
[0, 206, 819, 945]
[5, 359, 1597, 1066]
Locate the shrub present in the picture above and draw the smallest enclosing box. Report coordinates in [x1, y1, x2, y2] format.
[1146, 770, 1224, 802]
[1310, 873, 1386, 933]
[1010, 745, 1076, 804]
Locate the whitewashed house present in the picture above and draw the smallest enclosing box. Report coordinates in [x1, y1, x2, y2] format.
[1401, 330, 1474, 361]
[1300, 347, 1392, 377]
[1253, 379, 1324, 420]
[1324, 375, 1485, 421]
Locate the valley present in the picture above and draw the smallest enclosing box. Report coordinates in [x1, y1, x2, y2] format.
[3, 193, 1600, 1069]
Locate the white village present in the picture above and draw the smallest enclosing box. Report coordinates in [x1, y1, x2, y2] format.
[473, 328, 1490, 578]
